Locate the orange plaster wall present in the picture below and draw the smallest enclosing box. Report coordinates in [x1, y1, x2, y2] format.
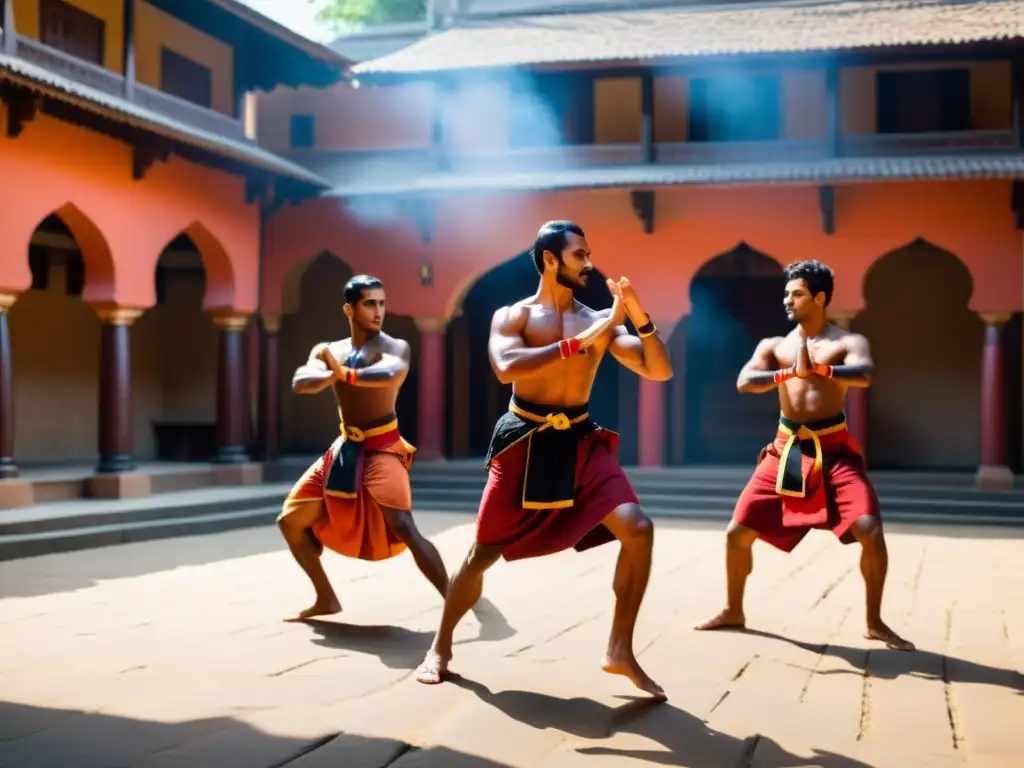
[0, 115, 260, 312]
[264, 181, 1022, 323]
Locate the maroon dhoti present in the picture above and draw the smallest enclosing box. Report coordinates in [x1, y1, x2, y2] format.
[733, 412, 880, 553]
[475, 397, 639, 561]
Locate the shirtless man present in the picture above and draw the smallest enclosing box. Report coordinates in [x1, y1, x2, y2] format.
[414, 220, 674, 697]
[277, 274, 448, 621]
[694, 259, 914, 651]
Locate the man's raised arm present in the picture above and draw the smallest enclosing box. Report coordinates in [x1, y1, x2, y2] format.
[822, 333, 874, 388]
[736, 337, 788, 394]
[293, 343, 337, 395]
[488, 305, 568, 385]
[338, 341, 411, 389]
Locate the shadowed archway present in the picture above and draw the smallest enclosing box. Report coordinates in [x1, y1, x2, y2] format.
[278, 253, 420, 454]
[456, 252, 630, 459]
[855, 239, 985, 470]
[9, 212, 106, 463]
[684, 243, 789, 464]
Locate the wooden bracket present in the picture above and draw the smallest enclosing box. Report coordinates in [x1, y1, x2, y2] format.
[630, 190, 655, 234]
[402, 198, 437, 245]
[245, 176, 269, 205]
[1012, 181, 1024, 229]
[3, 88, 40, 138]
[818, 186, 835, 235]
[131, 144, 169, 180]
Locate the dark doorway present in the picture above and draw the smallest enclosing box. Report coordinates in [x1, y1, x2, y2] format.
[685, 244, 789, 464]
[459, 252, 624, 457]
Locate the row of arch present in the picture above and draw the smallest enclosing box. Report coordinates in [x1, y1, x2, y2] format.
[0, 204, 248, 312]
[274, 238, 1021, 473]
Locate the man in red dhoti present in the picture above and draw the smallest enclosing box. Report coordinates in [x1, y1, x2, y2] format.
[414, 220, 675, 698]
[276, 274, 448, 622]
[695, 259, 914, 652]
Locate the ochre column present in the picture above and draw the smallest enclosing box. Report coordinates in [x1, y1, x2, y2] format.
[415, 317, 446, 461]
[976, 313, 1014, 489]
[832, 313, 869, 463]
[449, 314, 470, 457]
[96, 307, 142, 473]
[258, 314, 280, 460]
[214, 313, 250, 463]
[0, 292, 18, 478]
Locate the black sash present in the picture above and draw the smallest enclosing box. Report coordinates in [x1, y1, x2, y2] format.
[485, 395, 595, 510]
[776, 412, 847, 497]
[324, 414, 400, 498]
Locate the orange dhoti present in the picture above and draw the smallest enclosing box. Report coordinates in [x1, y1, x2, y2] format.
[282, 418, 416, 561]
[732, 413, 880, 553]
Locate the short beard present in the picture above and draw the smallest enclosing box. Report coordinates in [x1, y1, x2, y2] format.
[556, 266, 587, 291]
[352, 318, 380, 336]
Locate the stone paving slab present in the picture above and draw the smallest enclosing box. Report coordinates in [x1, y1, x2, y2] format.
[0, 513, 1021, 767]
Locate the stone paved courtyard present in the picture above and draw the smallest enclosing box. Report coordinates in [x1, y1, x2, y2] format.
[0, 512, 1021, 767]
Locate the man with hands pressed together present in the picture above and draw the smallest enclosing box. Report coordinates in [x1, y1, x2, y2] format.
[695, 260, 913, 652]
[276, 274, 448, 622]
[415, 220, 675, 698]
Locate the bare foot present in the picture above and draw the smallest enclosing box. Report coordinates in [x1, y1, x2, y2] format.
[865, 623, 915, 651]
[694, 608, 746, 631]
[415, 650, 450, 684]
[601, 652, 667, 700]
[283, 595, 342, 623]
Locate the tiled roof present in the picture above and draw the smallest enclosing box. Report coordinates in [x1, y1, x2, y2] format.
[323, 152, 1024, 196]
[354, 0, 1024, 76]
[0, 54, 331, 188]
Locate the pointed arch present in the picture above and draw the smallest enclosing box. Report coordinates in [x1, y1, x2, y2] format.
[178, 221, 236, 311]
[29, 202, 117, 305]
[280, 250, 350, 316]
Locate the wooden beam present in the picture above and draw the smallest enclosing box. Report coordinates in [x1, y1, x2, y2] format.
[818, 185, 835, 235]
[122, 0, 135, 99]
[640, 71, 655, 163]
[2, 0, 16, 56]
[825, 64, 840, 156]
[630, 189, 655, 234]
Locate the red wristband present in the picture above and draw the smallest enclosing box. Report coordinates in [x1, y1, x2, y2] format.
[344, 367, 358, 385]
[773, 368, 796, 384]
[558, 338, 581, 359]
[813, 364, 834, 378]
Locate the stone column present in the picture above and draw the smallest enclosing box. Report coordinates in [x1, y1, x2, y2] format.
[214, 313, 250, 464]
[448, 315, 470, 457]
[257, 314, 280, 460]
[637, 377, 667, 467]
[976, 313, 1014, 489]
[96, 307, 141, 473]
[0, 293, 17, 479]
[415, 317, 446, 461]
[832, 313, 869, 462]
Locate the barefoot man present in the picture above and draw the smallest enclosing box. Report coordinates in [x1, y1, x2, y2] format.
[695, 260, 914, 651]
[415, 220, 674, 697]
[277, 274, 449, 621]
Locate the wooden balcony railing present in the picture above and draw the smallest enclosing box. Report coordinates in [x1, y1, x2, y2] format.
[13, 35, 247, 141]
[293, 129, 1019, 182]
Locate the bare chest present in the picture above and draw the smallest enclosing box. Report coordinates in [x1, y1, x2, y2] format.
[773, 338, 847, 367]
[522, 308, 608, 362]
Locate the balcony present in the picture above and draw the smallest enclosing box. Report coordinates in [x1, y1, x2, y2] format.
[11, 35, 247, 141]
[292, 129, 1020, 191]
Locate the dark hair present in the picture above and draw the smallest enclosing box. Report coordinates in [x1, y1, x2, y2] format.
[343, 274, 383, 305]
[783, 260, 834, 306]
[531, 220, 585, 274]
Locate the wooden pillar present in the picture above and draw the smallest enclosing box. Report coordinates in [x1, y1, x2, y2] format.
[976, 313, 1014, 489]
[214, 314, 250, 463]
[121, 0, 135, 98]
[415, 317, 446, 461]
[637, 378, 666, 468]
[640, 71, 655, 163]
[832, 313, 868, 462]
[96, 307, 141, 473]
[2, 0, 17, 56]
[257, 314, 280, 460]
[0, 293, 17, 478]
[448, 315, 470, 457]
